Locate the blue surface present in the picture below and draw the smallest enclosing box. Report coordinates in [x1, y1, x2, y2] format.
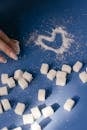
[0, 0, 87, 129]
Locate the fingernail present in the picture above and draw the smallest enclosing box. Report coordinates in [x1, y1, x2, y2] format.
[10, 52, 18, 60]
[3, 59, 7, 63]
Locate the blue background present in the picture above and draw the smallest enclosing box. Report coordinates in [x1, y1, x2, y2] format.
[0, 0, 87, 129]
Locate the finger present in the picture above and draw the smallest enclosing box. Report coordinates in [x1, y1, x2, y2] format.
[9, 39, 20, 55]
[0, 30, 11, 43]
[0, 30, 20, 55]
[0, 39, 18, 60]
[0, 55, 7, 63]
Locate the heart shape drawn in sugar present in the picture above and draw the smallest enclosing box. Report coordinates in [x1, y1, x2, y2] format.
[35, 27, 74, 54]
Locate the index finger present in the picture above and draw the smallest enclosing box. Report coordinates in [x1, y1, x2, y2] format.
[0, 39, 18, 60]
[0, 30, 11, 43]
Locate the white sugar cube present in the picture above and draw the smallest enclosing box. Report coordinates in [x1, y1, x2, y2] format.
[1, 127, 8, 130]
[14, 69, 23, 80]
[31, 122, 41, 130]
[64, 98, 75, 111]
[7, 77, 16, 88]
[0, 103, 3, 114]
[23, 71, 33, 82]
[40, 63, 49, 74]
[12, 127, 22, 130]
[41, 106, 54, 118]
[0, 86, 8, 96]
[73, 61, 83, 72]
[79, 71, 87, 83]
[38, 89, 46, 101]
[47, 69, 56, 80]
[62, 64, 71, 74]
[14, 102, 25, 115]
[1, 74, 8, 84]
[56, 71, 67, 78]
[1, 99, 11, 111]
[86, 67, 87, 72]
[23, 114, 34, 125]
[18, 78, 28, 89]
[31, 106, 41, 120]
[56, 77, 66, 86]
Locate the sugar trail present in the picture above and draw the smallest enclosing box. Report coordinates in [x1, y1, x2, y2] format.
[29, 27, 74, 55]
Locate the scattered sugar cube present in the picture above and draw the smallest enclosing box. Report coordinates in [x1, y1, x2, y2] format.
[23, 71, 33, 82]
[0, 103, 3, 114]
[12, 127, 22, 130]
[56, 77, 66, 86]
[38, 89, 46, 101]
[14, 102, 25, 115]
[1, 127, 8, 130]
[31, 122, 41, 130]
[14, 69, 23, 80]
[47, 69, 56, 80]
[7, 77, 16, 88]
[31, 106, 41, 120]
[64, 98, 75, 112]
[41, 106, 54, 118]
[62, 64, 71, 74]
[86, 67, 87, 72]
[79, 71, 87, 83]
[0, 86, 8, 96]
[18, 78, 28, 90]
[73, 61, 83, 72]
[56, 71, 67, 78]
[1, 99, 11, 111]
[1, 74, 8, 84]
[23, 114, 34, 125]
[40, 63, 49, 74]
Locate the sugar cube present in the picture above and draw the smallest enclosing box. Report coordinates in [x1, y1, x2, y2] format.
[31, 122, 41, 130]
[62, 64, 71, 74]
[47, 69, 56, 80]
[23, 71, 33, 82]
[86, 67, 87, 72]
[14, 102, 25, 115]
[1, 99, 11, 111]
[41, 106, 54, 118]
[56, 71, 67, 78]
[7, 77, 16, 88]
[79, 71, 87, 83]
[12, 127, 22, 130]
[40, 63, 49, 74]
[18, 78, 28, 89]
[1, 127, 8, 130]
[64, 98, 75, 111]
[56, 77, 66, 86]
[1, 74, 8, 84]
[73, 61, 83, 72]
[0, 103, 3, 114]
[23, 114, 34, 125]
[0, 86, 8, 96]
[31, 106, 41, 120]
[38, 89, 46, 101]
[14, 69, 23, 80]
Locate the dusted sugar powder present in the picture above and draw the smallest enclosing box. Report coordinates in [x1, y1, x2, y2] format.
[33, 27, 74, 55]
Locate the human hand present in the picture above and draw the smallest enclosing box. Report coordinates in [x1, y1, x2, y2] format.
[0, 30, 20, 63]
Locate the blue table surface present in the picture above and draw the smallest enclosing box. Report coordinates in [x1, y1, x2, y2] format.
[0, 0, 87, 129]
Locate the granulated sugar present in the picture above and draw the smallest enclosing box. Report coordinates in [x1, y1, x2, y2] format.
[30, 27, 74, 55]
[26, 15, 87, 64]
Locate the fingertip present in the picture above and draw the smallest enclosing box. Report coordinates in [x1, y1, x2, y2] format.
[3, 59, 7, 63]
[0, 56, 7, 63]
[10, 52, 18, 60]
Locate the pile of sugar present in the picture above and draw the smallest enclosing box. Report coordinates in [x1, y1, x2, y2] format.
[28, 27, 74, 55]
